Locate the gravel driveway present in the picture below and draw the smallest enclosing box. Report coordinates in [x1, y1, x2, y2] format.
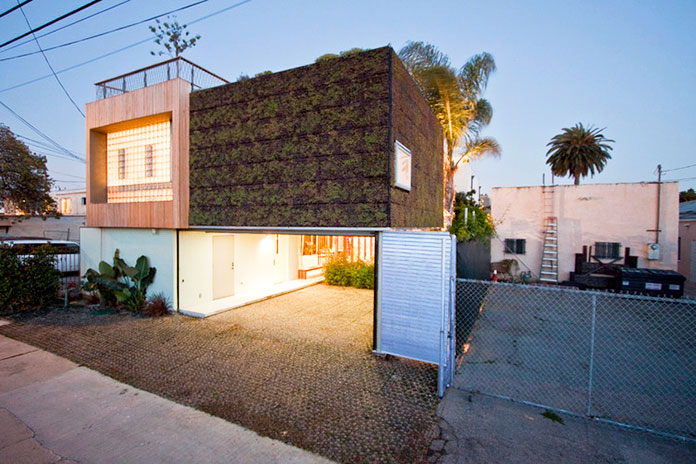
[0, 284, 439, 463]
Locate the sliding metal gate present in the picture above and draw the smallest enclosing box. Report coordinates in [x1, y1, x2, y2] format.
[376, 231, 456, 397]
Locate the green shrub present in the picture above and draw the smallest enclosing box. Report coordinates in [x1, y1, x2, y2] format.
[82, 249, 156, 312]
[0, 244, 61, 313]
[324, 257, 374, 289]
[353, 263, 375, 289]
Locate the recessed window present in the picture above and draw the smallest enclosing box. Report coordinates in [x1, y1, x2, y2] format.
[595, 242, 621, 260]
[118, 149, 126, 180]
[81, 197, 86, 205]
[145, 144, 154, 177]
[504, 238, 526, 254]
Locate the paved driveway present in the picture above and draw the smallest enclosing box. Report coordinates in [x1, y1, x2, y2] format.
[0, 284, 439, 463]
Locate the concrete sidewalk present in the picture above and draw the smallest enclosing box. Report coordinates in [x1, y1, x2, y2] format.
[0, 329, 331, 464]
[431, 387, 696, 464]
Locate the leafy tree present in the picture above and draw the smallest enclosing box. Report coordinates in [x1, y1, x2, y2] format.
[149, 15, 200, 58]
[680, 188, 696, 203]
[449, 191, 495, 242]
[399, 41, 501, 227]
[0, 124, 57, 216]
[545, 123, 614, 185]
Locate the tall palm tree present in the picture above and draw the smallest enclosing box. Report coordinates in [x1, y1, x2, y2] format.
[546, 124, 614, 185]
[399, 41, 501, 227]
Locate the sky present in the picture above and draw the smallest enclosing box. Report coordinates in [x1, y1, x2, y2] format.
[0, 0, 695, 193]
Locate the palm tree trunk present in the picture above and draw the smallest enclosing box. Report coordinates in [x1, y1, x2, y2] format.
[443, 144, 455, 229]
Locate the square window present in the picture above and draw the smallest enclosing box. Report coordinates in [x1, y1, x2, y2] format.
[595, 242, 621, 259]
[504, 238, 526, 254]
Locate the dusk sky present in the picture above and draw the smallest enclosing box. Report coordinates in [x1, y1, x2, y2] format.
[1, 0, 694, 193]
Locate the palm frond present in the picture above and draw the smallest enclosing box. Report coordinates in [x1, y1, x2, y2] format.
[453, 136, 501, 169]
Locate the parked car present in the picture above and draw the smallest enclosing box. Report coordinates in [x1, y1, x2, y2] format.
[0, 238, 80, 276]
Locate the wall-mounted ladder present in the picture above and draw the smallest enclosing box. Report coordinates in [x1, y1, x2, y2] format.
[540, 185, 558, 283]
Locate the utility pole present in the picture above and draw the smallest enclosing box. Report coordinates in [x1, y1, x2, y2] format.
[655, 164, 662, 244]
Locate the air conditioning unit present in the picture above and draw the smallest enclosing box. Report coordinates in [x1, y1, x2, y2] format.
[647, 243, 660, 260]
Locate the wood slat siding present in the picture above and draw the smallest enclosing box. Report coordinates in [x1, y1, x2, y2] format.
[85, 79, 190, 228]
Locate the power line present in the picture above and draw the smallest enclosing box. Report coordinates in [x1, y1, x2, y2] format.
[17, 2, 85, 118]
[0, 0, 213, 61]
[0, 0, 34, 19]
[0, 0, 254, 94]
[16, 134, 84, 157]
[0, 0, 132, 54]
[50, 169, 85, 179]
[663, 176, 696, 183]
[0, 0, 105, 50]
[662, 163, 696, 174]
[0, 99, 85, 162]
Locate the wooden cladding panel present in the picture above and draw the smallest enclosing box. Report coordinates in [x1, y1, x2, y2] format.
[85, 79, 190, 228]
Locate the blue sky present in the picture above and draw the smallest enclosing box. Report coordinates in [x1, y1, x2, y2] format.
[1, 0, 695, 192]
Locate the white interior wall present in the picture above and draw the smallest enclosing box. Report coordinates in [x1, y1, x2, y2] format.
[80, 227, 176, 305]
[233, 234, 277, 294]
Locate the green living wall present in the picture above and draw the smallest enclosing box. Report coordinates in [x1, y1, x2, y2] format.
[189, 48, 392, 227]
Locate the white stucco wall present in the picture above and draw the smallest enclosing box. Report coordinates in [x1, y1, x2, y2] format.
[80, 227, 177, 305]
[177, 232, 302, 311]
[490, 182, 679, 281]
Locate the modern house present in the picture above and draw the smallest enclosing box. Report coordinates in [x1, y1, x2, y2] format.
[678, 200, 696, 295]
[53, 189, 87, 216]
[79, 48, 444, 318]
[490, 182, 679, 282]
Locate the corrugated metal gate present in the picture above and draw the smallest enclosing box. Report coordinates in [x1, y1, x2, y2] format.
[376, 231, 456, 396]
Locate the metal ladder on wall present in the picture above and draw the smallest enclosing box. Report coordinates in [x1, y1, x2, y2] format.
[540, 185, 559, 283]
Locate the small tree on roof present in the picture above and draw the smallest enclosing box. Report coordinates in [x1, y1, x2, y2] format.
[149, 15, 200, 58]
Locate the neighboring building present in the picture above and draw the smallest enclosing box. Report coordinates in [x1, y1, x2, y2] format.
[80, 49, 443, 317]
[453, 160, 480, 197]
[490, 182, 679, 282]
[678, 200, 696, 294]
[52, 189, 87, 216]
[0, 189, 86, 241]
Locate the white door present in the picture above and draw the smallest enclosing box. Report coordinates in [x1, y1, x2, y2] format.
[213, 235, 235, 299]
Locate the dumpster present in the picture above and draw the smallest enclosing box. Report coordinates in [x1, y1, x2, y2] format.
[616, 268, 686, 297]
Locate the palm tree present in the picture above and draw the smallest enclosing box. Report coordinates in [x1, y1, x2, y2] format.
[546, 124, 614, 185]
[399, 41, 501, 227]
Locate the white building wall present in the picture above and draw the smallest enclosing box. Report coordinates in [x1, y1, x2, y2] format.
[80, 227, 177, 305]
[491, 182, 680, 281]
[453, 161, 480, 195]
[52, 190, 87, 216]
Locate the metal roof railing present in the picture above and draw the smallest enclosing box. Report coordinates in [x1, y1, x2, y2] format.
[94, 57, 229, 100]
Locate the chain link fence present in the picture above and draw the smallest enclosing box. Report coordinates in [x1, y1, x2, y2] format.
[455, 278, 696, 441]
[95, 57, 228, 100]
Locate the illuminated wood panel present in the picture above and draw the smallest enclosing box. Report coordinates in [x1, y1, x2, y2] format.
[85, 79, 190, 228]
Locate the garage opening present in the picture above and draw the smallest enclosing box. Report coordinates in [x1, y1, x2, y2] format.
[177, 231, 375, 321]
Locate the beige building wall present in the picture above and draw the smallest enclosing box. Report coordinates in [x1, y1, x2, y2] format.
[491, 182, 679, 281]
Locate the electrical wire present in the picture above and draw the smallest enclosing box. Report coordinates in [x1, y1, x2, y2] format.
[0, 0, 214, 61]
[662, 163, 696, 174]
[0, 0, 105, 49]
[16, 134, 84, 157]
[663, 176, 696, 182]
[17, 2, 85, 117]
[0, 0, 34, 19]
[0, 99, 85, 162]
[0, 0, 132, 54]
[0, 0, 254, 94]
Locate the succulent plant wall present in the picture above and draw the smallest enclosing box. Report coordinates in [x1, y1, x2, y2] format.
[188, 47, 442, 228]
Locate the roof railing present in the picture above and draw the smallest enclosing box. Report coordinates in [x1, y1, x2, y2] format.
[94, 56, 228, 100]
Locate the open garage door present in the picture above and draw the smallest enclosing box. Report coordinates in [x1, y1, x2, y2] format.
[376, 231, 456, 397]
